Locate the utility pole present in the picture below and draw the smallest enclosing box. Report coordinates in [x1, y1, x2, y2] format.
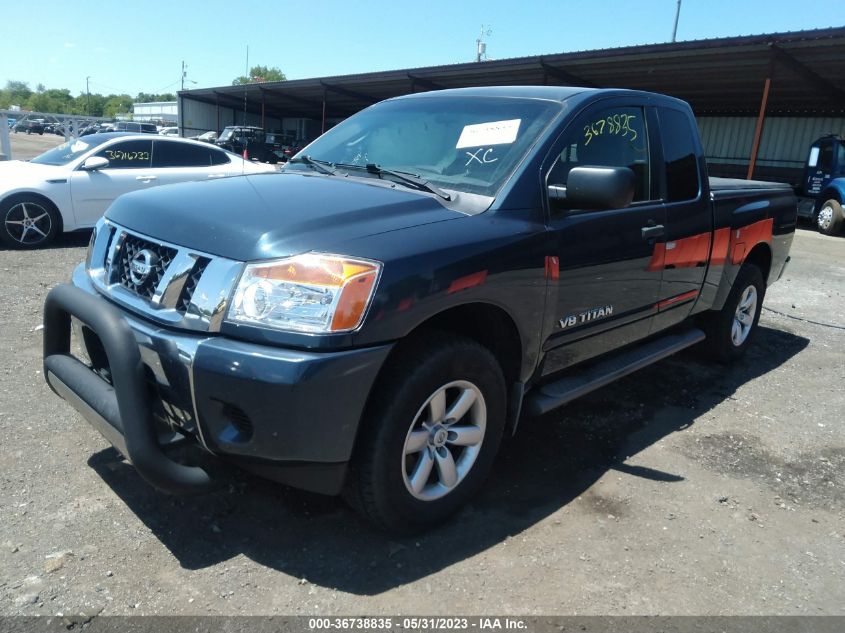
[671, 0, 682, 42]
[181, 61, 186, 91]
[85, 76, 91, 115]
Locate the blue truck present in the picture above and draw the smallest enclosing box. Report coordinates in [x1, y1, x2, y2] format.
[43, 86, 796, 532]
[797, 134, 845, 236]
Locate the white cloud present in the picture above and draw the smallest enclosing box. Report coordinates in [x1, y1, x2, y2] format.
[63, 42, 75, 48]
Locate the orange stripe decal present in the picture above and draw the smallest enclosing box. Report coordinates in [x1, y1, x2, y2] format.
[447, 270, 488, 294]
[729, 218, 773, 265]
[656, 289, 699, 310]
[545, 256, 560, 280]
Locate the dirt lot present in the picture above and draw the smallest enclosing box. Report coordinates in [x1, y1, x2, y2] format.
[4, 130, 65, 161]
[0, 227, 842, 617]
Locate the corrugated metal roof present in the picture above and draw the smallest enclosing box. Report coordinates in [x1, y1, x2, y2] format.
[181, 26, 845, 121]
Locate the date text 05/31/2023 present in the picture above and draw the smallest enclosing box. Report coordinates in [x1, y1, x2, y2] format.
[307, 617, 528, 630]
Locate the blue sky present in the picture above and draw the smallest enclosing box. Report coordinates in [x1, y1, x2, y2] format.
[1, 0, 843, 96]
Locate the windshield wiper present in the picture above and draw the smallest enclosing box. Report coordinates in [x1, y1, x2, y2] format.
[289, 155, 337, 176]
[340, 163, 450, 201]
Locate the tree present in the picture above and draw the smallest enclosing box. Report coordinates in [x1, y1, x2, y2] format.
[4, 80, 32, 104]
[134, 92, 176, 103]
[232, 65, 286, 85]
[103, 94, 134, 118]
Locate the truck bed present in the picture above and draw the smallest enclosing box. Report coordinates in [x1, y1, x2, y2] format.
[709, 176, 793, 196]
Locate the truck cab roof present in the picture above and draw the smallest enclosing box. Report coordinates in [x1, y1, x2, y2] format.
[391, 85, 693, 111]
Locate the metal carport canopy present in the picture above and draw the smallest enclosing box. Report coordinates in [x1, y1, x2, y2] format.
[180, 26, 845, 124]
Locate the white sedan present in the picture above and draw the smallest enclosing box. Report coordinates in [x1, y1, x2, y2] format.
[0, 133, 276, 248]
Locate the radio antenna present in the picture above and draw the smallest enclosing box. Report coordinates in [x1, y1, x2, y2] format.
[476, 25, 492, 62]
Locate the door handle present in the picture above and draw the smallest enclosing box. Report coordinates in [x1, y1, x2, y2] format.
[136, 175, 156, 182]
[641, 223, 665, 240]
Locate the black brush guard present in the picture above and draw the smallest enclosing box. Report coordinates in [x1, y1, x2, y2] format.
[43, 284, 214, 494]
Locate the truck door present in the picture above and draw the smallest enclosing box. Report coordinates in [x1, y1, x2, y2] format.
[650, 106, 711, 333]
[804, 136, 845, 197]
[541, 101, 666, 374]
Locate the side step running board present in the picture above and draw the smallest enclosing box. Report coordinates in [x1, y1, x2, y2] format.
[524, 328, 706, 417]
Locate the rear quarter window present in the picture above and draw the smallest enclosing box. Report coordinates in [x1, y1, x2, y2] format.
[210, 149, 231, 166]
[658, 108, 700, 202]
[152, 140, 215, 167]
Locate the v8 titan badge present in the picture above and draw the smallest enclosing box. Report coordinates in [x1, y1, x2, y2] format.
[559, 305, 614, 329]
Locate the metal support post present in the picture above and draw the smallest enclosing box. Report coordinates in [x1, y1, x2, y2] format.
[747, 77, 771, 180]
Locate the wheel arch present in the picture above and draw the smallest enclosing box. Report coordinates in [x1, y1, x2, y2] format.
[402, 302, 524, 389]
[745, 242, 773, 284]
[711, 240, 773, 310]
[362, 301, 525, 440]
[815, 181, 845, 211]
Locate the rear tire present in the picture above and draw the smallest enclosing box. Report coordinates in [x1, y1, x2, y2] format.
[0, 195, 61, 249]
[816, 199, 843, 236]
[701, 263, 765, 363]
[344, 331, 506, 533]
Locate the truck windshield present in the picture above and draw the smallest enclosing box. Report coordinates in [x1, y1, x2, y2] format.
[218, 127, 237, 142]
[294, 96, 561, 197]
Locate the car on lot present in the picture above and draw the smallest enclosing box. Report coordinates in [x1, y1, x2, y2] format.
[216, 126, 284, 163]
[0, 133, 276, 248]
[112, 121, 158, 134]
[193, 131, 218, 144]
[15, 119, 45, 135]
[43, 86, 796, 532]
[159, 127, 179, 137]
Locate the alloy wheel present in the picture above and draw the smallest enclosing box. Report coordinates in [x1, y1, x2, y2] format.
[4, 202, 52, 245]
[731, 285, 757, 346]
[401, 380, 486, 501]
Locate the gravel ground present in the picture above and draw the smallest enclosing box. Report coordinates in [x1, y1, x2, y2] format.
[0, 227, 842, 617]
[5, 131, 65, 161]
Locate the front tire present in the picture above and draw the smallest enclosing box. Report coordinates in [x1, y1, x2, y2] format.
[0, 196, 61, 249]
[344, 332, 506, 533]
[816, 199, 843, 236]
[702, 263, 765, 363]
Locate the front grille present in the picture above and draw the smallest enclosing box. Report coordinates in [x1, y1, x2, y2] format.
[116, 234, 177, 299]
[176, 257, 210, 313]
[89, 222, 241, 333]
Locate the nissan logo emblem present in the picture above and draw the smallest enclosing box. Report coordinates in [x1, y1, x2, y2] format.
[129, 249, 158, 286]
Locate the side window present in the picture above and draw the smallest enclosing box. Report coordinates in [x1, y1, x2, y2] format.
[152, 141, 213, 168]
[658, 108, 700, 202]
[210, 149, 231, 166]
[96, 140, 152, 169]
[818, 144, 834, 172]
[548, 106, 650, 203]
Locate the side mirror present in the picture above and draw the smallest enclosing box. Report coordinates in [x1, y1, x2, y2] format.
[81, 156, 110, 171]
[549, 166, 635, 210]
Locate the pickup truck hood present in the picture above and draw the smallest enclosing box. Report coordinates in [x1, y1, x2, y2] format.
[105, 171, 462, 261]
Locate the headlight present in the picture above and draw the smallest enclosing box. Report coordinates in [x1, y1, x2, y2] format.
[84, 226, 97, 270]
[227, 253, 381, 333]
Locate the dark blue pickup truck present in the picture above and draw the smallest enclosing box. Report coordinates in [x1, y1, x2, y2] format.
[43, 87, 796, 532]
